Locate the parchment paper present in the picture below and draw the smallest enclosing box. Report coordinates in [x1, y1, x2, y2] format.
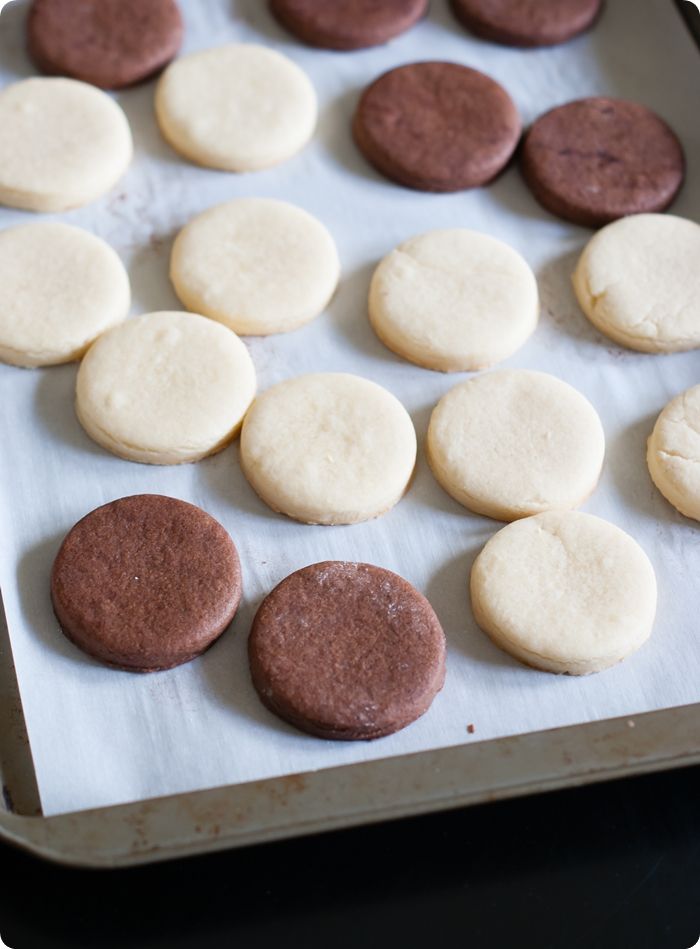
[1, 0, 699, 817]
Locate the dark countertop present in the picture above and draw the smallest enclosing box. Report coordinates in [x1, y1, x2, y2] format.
[0, 763, 698, 949]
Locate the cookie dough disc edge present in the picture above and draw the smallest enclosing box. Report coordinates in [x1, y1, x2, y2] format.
[572, 233, 700, 354]
[469, 544, 654, 675]
[239, 443, 416, 525]
[647, 413, 700, 521]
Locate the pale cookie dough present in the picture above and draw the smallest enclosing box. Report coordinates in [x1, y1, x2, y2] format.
[648, 384, 700, 521]
[240, 373, 417, 524]
[155, 44, 317, 171]
[0, 78, 132, 212]
[76, 311, 256, 464]
[470, 511, 657, 675]
[0, 222, 130, 368]
[170, 198, 339, 335]
[427, 370, 605, 520]
[572, 214, 700, 353]
[369, 229, 539, 371]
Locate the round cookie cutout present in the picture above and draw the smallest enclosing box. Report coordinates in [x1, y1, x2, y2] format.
[155, 44, 317, 172]
[572, 214, 700, 353]
[28, 0, 183, 90]
[240, 373, 417, 525]
[450, 0, 602, 47]
[521, 98, 685, 227]
[353, 62, 521, 192]
[648, 385, 700, 521]
[0, 78, 132, 212]
[249, 561, 446, 740]
[269, 0, 428, 50]
[427, 370, 605, 520]
[0, 222, 130, 368]
[369, 229, 538, 371]
[171, 199, 339, 336]
[470, 511, 657, 675]
[51, 495, 242, 672]
[76, 311, 256, 464]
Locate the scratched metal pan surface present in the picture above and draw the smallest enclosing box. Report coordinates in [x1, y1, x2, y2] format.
[1, 0, 700, 866]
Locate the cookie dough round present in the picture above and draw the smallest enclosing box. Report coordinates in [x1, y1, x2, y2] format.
[470, 511, 657, 675]
[353, 62, 521, 192]
[269, 0, 428, 50]
[249, 561, 446, 739]
[240, 373, 417, 524]
[521, 98, 685, 227]
[0, 222, 130, 368]
[0, 77, 132, 212]
[155, 44, 317, 171]
[648, 385, 700, 521]
[450, 0, 602, 47]
[76, 311, 256, 464]
[51, 495, 242, 672]
[171, 198, 339, 336]
[572, 214, 700, 353]
[369, 229, 538, 371]
[27, 0, 183, 90]
[427, 370, 605, 520]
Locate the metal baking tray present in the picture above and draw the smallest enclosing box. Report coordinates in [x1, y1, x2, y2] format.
[1, 0, 700, 866]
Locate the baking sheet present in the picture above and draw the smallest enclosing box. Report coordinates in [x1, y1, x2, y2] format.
[1, 0, 700, 818]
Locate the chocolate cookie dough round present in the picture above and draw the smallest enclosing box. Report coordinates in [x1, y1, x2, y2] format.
[27, 0, 183, 90]
[521, 98, 685, 227]
[450, 0, 602, 47]
[51, 495, 242, 672]
[353, 62, 521, 192]
[269, 0, 428, 50]
[249, 562, 446, 740]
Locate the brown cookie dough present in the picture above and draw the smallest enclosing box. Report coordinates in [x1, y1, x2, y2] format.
[51, 495, 242, 672]
[520, 97, 685, 227]
[27, 0, 184, 90]
[249, 562, 446, 740]
[352, 62, 521, 192]
[450, 0, 602, 47]
[269, 0, 428, 50]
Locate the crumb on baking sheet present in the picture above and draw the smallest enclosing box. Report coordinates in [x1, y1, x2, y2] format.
[467, 723, 475, 734]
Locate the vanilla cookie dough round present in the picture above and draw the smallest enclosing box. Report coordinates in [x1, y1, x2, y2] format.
[369, 229, 538, 371]
[76, 311, 256, 464]
[572, 214, 700, 353]
[470, 511, 657, 675]
[0, 222, 130, 368]
[427, 370, 605, 520]
[171, 199, 339, 335]
[0, 77, 132, 212]
[648, 385, 700, 521]
[240, 373, 417, 524]
[155, 44, 317, 171]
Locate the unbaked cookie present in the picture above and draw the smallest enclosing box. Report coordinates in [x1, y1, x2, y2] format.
[572, 214, 700, 353]
[0, 222, 130, 368]
[76, 311, 256, 464]
[240, 373, 417, 524]
[369, 229, 538, 371]
[470, 511, 657, 675]
[269, 0, 428, 50]
[427, 370, 605, 520]
[521, 98, 685, 227]
[450, 0, 602, 47]
[249, 561, 446, 740]
[170, 198, 339, 336]
[27, 0, 183, 90]
[51, 495, 242, 672]
[353, 62, 521, 192]
[0, 77, 132, 212]
[648, 385, 700, 521]
[155, 44, 317, 171]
